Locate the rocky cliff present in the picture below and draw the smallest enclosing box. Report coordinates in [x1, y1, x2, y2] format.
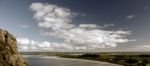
[0, 29, 28, 66]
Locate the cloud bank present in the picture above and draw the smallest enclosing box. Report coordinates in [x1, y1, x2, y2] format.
[17, 3, 134, 51]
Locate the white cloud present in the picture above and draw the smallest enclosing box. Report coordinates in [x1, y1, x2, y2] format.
[17, 38, 74, 51]
[80, 13, 87, 16]
[126, 14, 136, 19]
[134, 45, 150, 51]
[121, 45, 150, 52]
[136, 45, 150, 48]
[30, 3, 76, 30]
[28, 3, 135, 51]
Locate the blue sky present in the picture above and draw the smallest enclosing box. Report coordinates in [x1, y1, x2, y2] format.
[0, 0, 150, 52]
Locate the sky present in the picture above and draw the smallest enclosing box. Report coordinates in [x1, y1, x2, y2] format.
[0, 0, 150, 52]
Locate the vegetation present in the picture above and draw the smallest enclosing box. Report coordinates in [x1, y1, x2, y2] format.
[60, 54, 150, 66]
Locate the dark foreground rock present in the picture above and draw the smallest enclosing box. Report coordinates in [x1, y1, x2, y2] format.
[0, 29, 28, 66]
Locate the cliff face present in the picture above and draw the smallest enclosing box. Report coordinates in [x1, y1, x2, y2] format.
[0, 29, 28, 66]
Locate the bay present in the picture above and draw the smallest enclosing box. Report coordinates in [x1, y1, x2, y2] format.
[24, 55, 122, 66]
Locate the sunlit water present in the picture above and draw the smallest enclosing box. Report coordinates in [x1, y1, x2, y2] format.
[24, 55, 122, 66]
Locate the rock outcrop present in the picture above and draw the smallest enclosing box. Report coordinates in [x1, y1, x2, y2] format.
[0, 29, 28, 66]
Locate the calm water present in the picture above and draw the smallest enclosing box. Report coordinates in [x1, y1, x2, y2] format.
[24, 55, 122, 66]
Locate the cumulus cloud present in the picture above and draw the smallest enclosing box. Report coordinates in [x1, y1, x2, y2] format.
[30, 3, 76, 30]
[27, 3, 134, 51]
